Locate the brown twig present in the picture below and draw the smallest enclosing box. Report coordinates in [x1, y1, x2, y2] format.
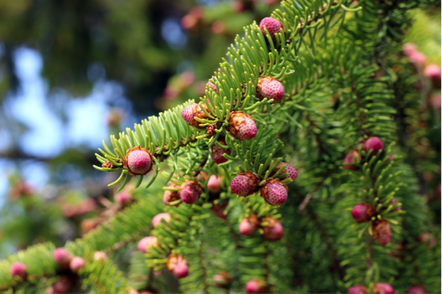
[298, 170, 332, 213]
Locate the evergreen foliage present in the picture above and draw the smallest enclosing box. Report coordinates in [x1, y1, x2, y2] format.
[0, 0, 440, 293]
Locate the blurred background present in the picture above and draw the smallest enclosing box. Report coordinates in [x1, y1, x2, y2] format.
[0, 0, 282, 255]
[0, 0, 439, 258]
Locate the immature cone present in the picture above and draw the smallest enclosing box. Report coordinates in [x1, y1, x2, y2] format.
[389, 198, 401, 211]
[163, 182, 181, 207]
[53, 248, 72, 269]
[181, 103, 209, 128]
[167, 254, 189, 279]
[228, 111, 257, 141]
[260, 178, 288, 206]
[373, 283, 394, 294]
[152, 212, 171, 228]
[210, 199, 229, 219]
[208, 175, 223, 194]
[262, 217, 284, 241]
[52, 276, 73, 294]
[138, 236, 159, 253]
[408, 51, 426, 68]
[213, 271, 232, 288]
[230, 171, 260, 196]
[69, 257, 86, 273]
[207, 81, 219, 94]
[259, 17, 283, 38]
[416, 233, 436, 248]
[407, 285, 426, 294]
[424, 64, 441, 79]
[343, 149, 360, 170]
[180, 180, 202, 204]
[364, 137, 384, 156]
[351, 203, 375, 223]
[124, 146, 153, 176]
[115, 191, 134, 206]
[93, 251, 108, 262]
[403, 43, 417, 56]
[239, 215, 260, 236]
[272, 161, 298, 181]
[256, 76, 285, 102]
[245, 279, 269, 294]
[10, 262, 27, 279]
[348, 285, 368, 294]
[211, 137, 231, 164]
[372, 220, 392, 246]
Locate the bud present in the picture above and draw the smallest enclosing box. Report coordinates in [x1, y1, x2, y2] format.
[163, 182, 180, 207]
[208, 175, 223, 194]
[230, 171, 260, 197]
[152, 213, 171, 228]
[408, 51, 426, 68]
[69, 257, 86, 273]
[207, 80, 219, 94]
[407, 285, 426, 294]
[53, 248, 72, 269]
[138, 236, 159, 253]
[424, 64, 441, 79]
[213, 271, 232, 288]
[416, 233, 436, 248]
[348, 285, 368, 294]
[124, 146, 153, 176]
[239, 215, 260, 236]
[167, 254, 189, 279]
[259, 17, 283, 38]
[343, 149, 360, 170]
[271, 162, 298, 181]
[373, 283, 394, 294]
[256, 76, 285, 102]
[10, 262, 27, 279]
[351, 203, 375, 223]
[210, 199, 228, 219]
[52, 277, 73, 294]
[93, 251, 108, 262]
[180, 180, 203, 204]
[181, 103, 209, 128]
[372, 220, 392, 246]
[364, 137, 384, 156]
[245, 279, 269, 294]
[115, 192, 134, 206]
[228, 111, 257, 141]
[262, 217, 284, 241]
[389, 198, 401, 211]
[403, 43, 417, 56]
[260, 178, 288, 206]
[211, 137, 231, 164]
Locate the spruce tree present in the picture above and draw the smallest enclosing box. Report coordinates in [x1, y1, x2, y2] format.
[0, 0, 440, 293]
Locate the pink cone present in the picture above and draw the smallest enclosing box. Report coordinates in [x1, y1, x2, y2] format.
[343, 149, 360, 170]
[259, 17, 283, 37]
[152, 213, 171, 228]
[364, 137, 384, 155]
[10, 262, 27, 279]
[69, 257, 86, 273]
[137, 236, 159, 253]
[230, 172, 260, 196]
[208, 175, 223, 194]
[348, 285, 368, 294]
[260, 178, 288, 206]
[239, 215, 260, 236]
[228, 111, 257, 141]
[351, 203, 375, 223]
[373, 283, 394, 294]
